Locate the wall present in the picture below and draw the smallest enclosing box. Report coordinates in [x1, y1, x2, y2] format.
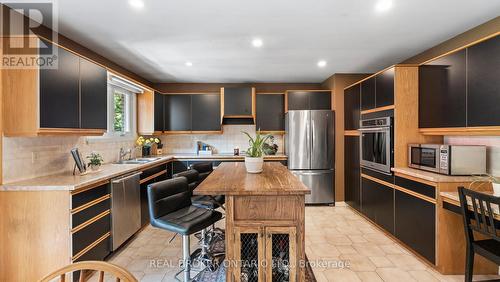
[321, 73, 370, 202]
[445, 136, 500, 176]
[154, 83, 322, 93]
[160, 125, 284, 155]
[2, 136, 136, 183]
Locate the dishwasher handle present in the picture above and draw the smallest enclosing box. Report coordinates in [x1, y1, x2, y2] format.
[111, 172, 142, 184]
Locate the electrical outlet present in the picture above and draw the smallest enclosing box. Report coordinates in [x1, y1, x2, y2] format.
[31, 152, 38, 164]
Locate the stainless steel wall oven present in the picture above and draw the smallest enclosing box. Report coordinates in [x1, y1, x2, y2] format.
[359, 117, 393, 174]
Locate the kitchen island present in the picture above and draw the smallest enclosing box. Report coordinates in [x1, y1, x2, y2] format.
[195, 162, 310, 282]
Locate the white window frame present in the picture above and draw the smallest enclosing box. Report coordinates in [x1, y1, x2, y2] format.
[106, 84, 137, 139]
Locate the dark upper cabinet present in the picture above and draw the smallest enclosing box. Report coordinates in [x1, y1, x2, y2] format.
[192, 94, 221, 131]
[467, 35, 500, 127]
[154, 92, 165, 132]
[395, 190, 436, 264]
[361, 177, 394, 234]
[287, 91, 331, 111]
[344, 136, 360, 211]
[165, 95, 192, 131]
[256, 94, 285, 131]
[40, 43, 80, 128]
[361, 77, 376, 111]
[309, 91, 331, 110]
[344, 84, 360, 130]
[375, 68, 394, 107]
[80, 58, 107, 129]
[224, 87, 253, 116]
[419, 49, 467, 128]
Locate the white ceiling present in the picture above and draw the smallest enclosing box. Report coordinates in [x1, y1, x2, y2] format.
[49, 0, 499, 83]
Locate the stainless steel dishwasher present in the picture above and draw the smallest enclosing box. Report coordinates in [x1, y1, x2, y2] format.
[111, 172, 142, 251]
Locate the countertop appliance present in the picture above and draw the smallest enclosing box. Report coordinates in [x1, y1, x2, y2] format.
[285, 110, 335, 204]
[408, 144, 487, 175]
[111, 172, 142, 251]
[360, 116, 393, 175]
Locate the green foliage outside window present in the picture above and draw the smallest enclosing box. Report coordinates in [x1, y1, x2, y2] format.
[114, 93, 125, 132]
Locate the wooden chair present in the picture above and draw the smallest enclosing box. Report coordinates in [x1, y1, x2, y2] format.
[458, 187, 500, 282]
[39, 261, 138, 282]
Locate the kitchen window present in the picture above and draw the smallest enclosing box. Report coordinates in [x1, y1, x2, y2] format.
[108, 85, 135, 137]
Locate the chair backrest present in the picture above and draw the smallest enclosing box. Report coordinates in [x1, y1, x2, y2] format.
[458, 186, 500, 242]
[147, 177, 191, 221]
[39, 260, 137, 282]
[173, 169, 200, 192]
[190, 162, 214, 182]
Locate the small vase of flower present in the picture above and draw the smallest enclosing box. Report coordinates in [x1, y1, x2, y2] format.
[86, 152, 103, 171]
[136, 136, 161, 157]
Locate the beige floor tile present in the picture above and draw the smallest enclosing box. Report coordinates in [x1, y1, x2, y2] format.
[325, 234, 353, 246]
[378, 243, 406, 255]
[376, 268, 416, 282]
[386, 254, 428, 270]
[140, 273, 166, 282]
[368, 256, 394, 268]
[356, 271, 383, 282]
[323, 268, 362, 282]
[309, 243, 341, 258]
[339, 254, 377, 272]
[348, 235, 368, 243]
[409, 270, 440, 281]
[336, 245, 358, 255]
[352, 243, 385, 257]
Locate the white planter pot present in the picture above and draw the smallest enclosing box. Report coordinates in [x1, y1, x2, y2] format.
[493, 183, 500, 196]
[245, 157, 264, 174]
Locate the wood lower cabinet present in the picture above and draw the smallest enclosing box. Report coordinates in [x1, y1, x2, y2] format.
[361, 176, 394, 234]
[344, 136, 360, 211]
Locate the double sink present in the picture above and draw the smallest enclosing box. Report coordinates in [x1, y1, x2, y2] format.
[115, 157, 161, 165]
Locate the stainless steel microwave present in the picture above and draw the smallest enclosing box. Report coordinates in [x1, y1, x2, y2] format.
[408, 144, 486, 175]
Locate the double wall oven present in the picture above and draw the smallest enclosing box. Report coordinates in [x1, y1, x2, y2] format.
[359, 117, 393, 175]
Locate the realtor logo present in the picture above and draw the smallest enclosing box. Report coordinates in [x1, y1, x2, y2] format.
[1, 1, 58, 69]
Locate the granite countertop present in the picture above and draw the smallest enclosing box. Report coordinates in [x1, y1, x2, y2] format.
[1, 153, 287, 191]
[392, 167, 479, 183]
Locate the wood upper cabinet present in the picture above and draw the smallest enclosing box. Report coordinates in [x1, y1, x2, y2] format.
[344, 136, 360, 211]
[80, 58, 108, 130]
[419, 49, 467, 128]
[467, 35, 500, 127]
[153, 92, 165, 132]
[223, 87, 254, 116]
[191, 94, 221, 131]
[164, 94, 192, 131]
[344, 84, 360, 130]
[256, 94, 285, 132]
[361, 77, 375, 111]
[286, 90, 331, 111]
[39, 43, 80, 129]
[375, 68, 394, 107]
[4, 38, 107, 136]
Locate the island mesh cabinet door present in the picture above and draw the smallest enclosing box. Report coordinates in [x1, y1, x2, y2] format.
[234, 226, 265, 282]
[265, 227, 297, 282]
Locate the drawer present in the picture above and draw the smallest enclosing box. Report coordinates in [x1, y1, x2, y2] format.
[73, 235, 111, 281]
[72, 213, 111, 256]
[72, 198, 110, 228]
[233, 196, 299, 221]
[141, 163, 166, 179]
[395, 176, 436, 199]
[72, 183, 110, 210]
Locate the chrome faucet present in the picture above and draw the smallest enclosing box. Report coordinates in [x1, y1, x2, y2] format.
[119, 148, 132, 161]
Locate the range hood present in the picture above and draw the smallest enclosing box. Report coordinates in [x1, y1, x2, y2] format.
[222, 116, 255, 125]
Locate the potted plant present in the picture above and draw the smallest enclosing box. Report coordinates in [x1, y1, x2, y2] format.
[242, 131, 271, 173]
[470, 174, 500, 195]
[262, 135, 278, 155]
[86, 152, 103, 171]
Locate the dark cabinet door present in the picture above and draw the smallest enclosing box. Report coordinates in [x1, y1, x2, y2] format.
[192, 94, 221, 131]
[361, 77, 376, 111]
[165, 94, 191, 131]
[375, 68, 394, 107]
[361, 177, 394, 234]
[154, 92, 164, 132]
[344, 84, 361, 130]
[395, 190, 436, 264]
[80, 58, 107, 129]
[287, 91, 310, 111]
[224, 87, 252, 116]
[344, 136, 360, 211]
[467, 36, 500, 127]
[39, 42, 80, 128]
[309, 91, 331, 110]
[256, 94, 284, 131]
[419, 50, 466, 128]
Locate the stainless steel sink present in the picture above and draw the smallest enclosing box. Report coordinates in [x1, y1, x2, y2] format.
[114, 157, 161, 165]
[136, 157, 161, 162]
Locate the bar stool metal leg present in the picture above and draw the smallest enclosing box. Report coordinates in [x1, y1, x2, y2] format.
[183, 235, 190, 282]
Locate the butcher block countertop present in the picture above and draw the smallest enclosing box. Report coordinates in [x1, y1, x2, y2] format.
[195, 162, 310, 196]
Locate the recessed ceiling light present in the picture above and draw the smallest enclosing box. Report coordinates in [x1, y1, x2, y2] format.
[375, 0, 392, 12]
[129, 0, 144, 9]
[252, 38, 263, 48]
[317, 60, 327, 68]
[185, 61, 193, 67]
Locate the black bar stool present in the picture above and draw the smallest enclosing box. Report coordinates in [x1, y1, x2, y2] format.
[458, 186, 500, 282]
[190, 162, 225, 209]
[147, 177, 222, 281]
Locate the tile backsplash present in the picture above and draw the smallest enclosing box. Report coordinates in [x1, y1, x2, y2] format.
[2, 136, 137, 183]
[160, 125, 284, 155]
[445, 136, 500, 176]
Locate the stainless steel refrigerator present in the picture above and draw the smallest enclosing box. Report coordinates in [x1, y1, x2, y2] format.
[285, 110, 335, 204]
